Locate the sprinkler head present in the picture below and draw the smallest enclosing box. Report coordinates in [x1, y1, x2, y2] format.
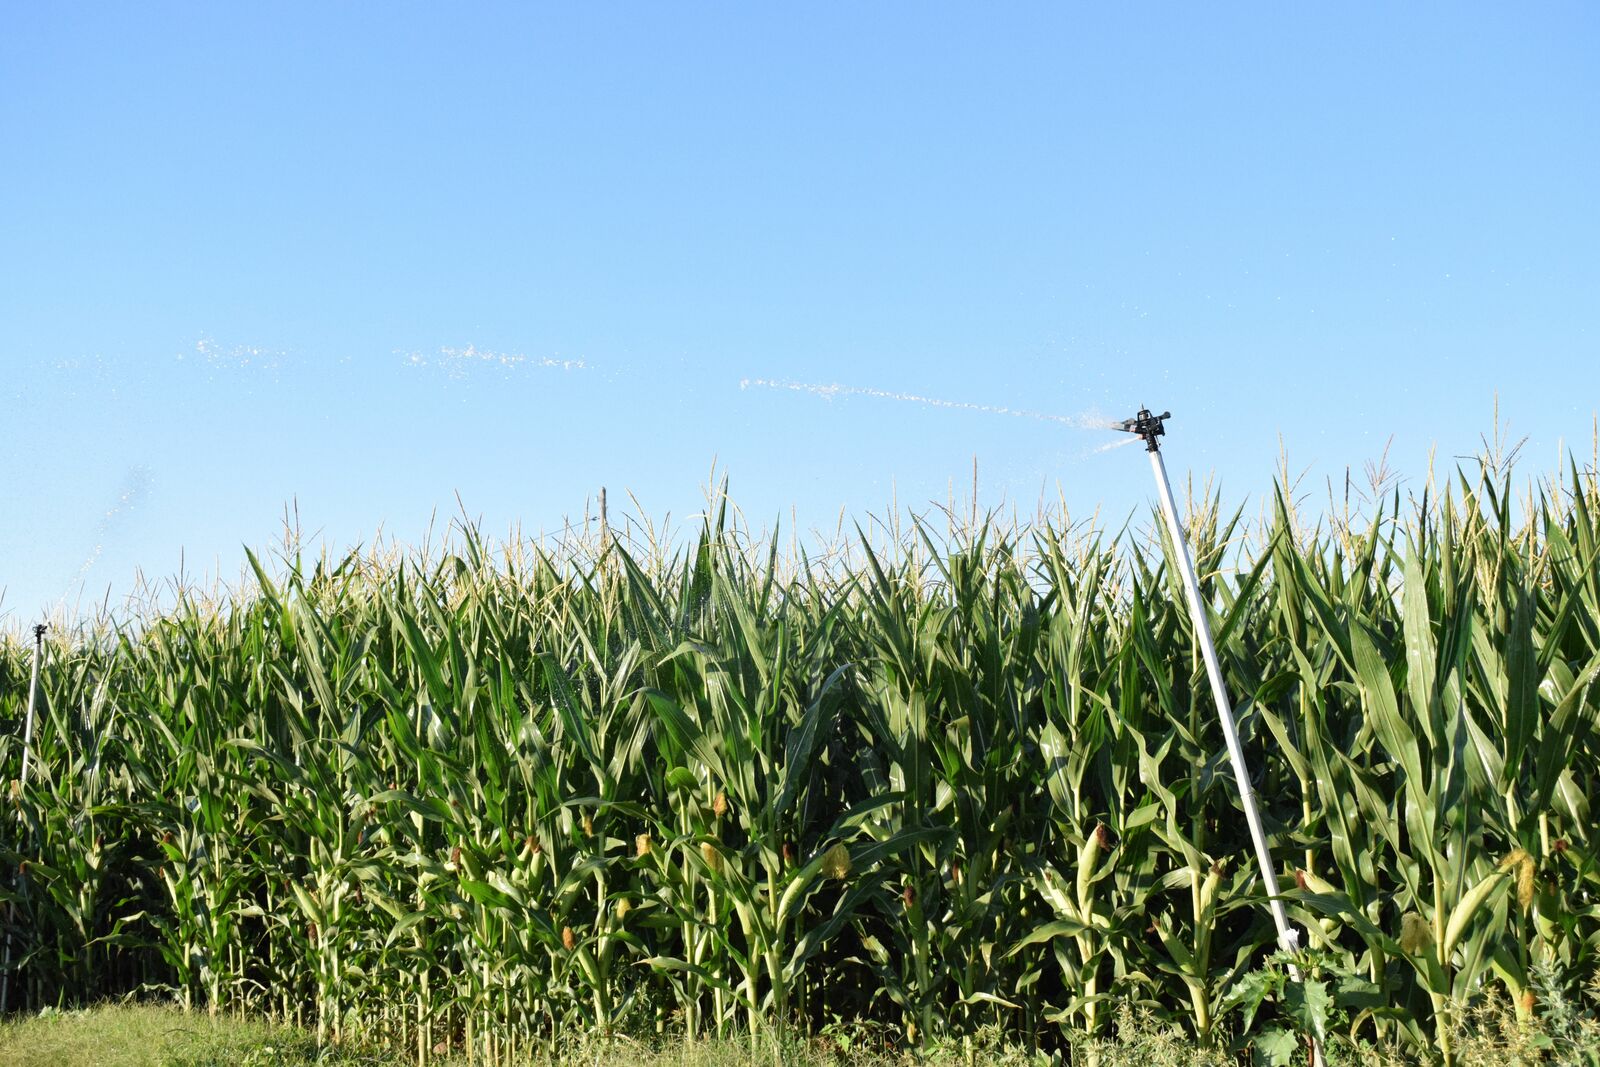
[32, 623, 47, 641]
[1117, 408, 1171, 452]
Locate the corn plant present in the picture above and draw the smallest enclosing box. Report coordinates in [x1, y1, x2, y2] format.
[1, 446, 1597, 1066]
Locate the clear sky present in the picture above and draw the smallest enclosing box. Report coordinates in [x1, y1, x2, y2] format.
[2, 3, 1596, 625]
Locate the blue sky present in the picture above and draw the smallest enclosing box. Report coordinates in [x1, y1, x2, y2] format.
[2, 3, 1596, 624]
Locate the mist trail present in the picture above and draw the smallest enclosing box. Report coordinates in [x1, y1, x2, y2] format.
[1092, 435, 1143, 454]
[69, 466, 153, 588]
[739, 377, 1120, 430]
[192, 336, 284, 373]
[406, 344, 586, 376]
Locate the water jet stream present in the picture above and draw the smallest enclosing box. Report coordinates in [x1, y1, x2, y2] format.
[740, 377, 1118, 430]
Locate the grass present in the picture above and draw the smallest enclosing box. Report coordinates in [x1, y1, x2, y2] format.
[0, 1004, 1006, 1066]
[0, 1003, 380, 1067]
[3, 999, 1599, 1066]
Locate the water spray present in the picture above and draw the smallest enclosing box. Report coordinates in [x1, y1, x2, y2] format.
[741, 377, 1116, 430]
[1117, 409, 1324, 1067]
[1, 622, 46, 1014]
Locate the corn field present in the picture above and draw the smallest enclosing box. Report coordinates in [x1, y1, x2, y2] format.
[3, 459, 1599, 1065]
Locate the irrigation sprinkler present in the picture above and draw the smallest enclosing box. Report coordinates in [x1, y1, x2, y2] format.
[1117, 410, 1324, 1066]
[2, 623, 46, 1014]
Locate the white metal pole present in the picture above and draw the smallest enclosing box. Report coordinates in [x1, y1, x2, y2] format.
[1147, 449, 1299, 951]
[20, 625, 43, 789]
[1142, 437, 1324, 1067]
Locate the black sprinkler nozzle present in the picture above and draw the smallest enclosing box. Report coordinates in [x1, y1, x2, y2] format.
[1117, 408, 1171, 452]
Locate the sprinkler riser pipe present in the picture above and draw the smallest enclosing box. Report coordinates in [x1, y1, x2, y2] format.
[1142, 445, 1323, 1067]
[20, 625, 43, 786]
[1146, 451, 1299, 951]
